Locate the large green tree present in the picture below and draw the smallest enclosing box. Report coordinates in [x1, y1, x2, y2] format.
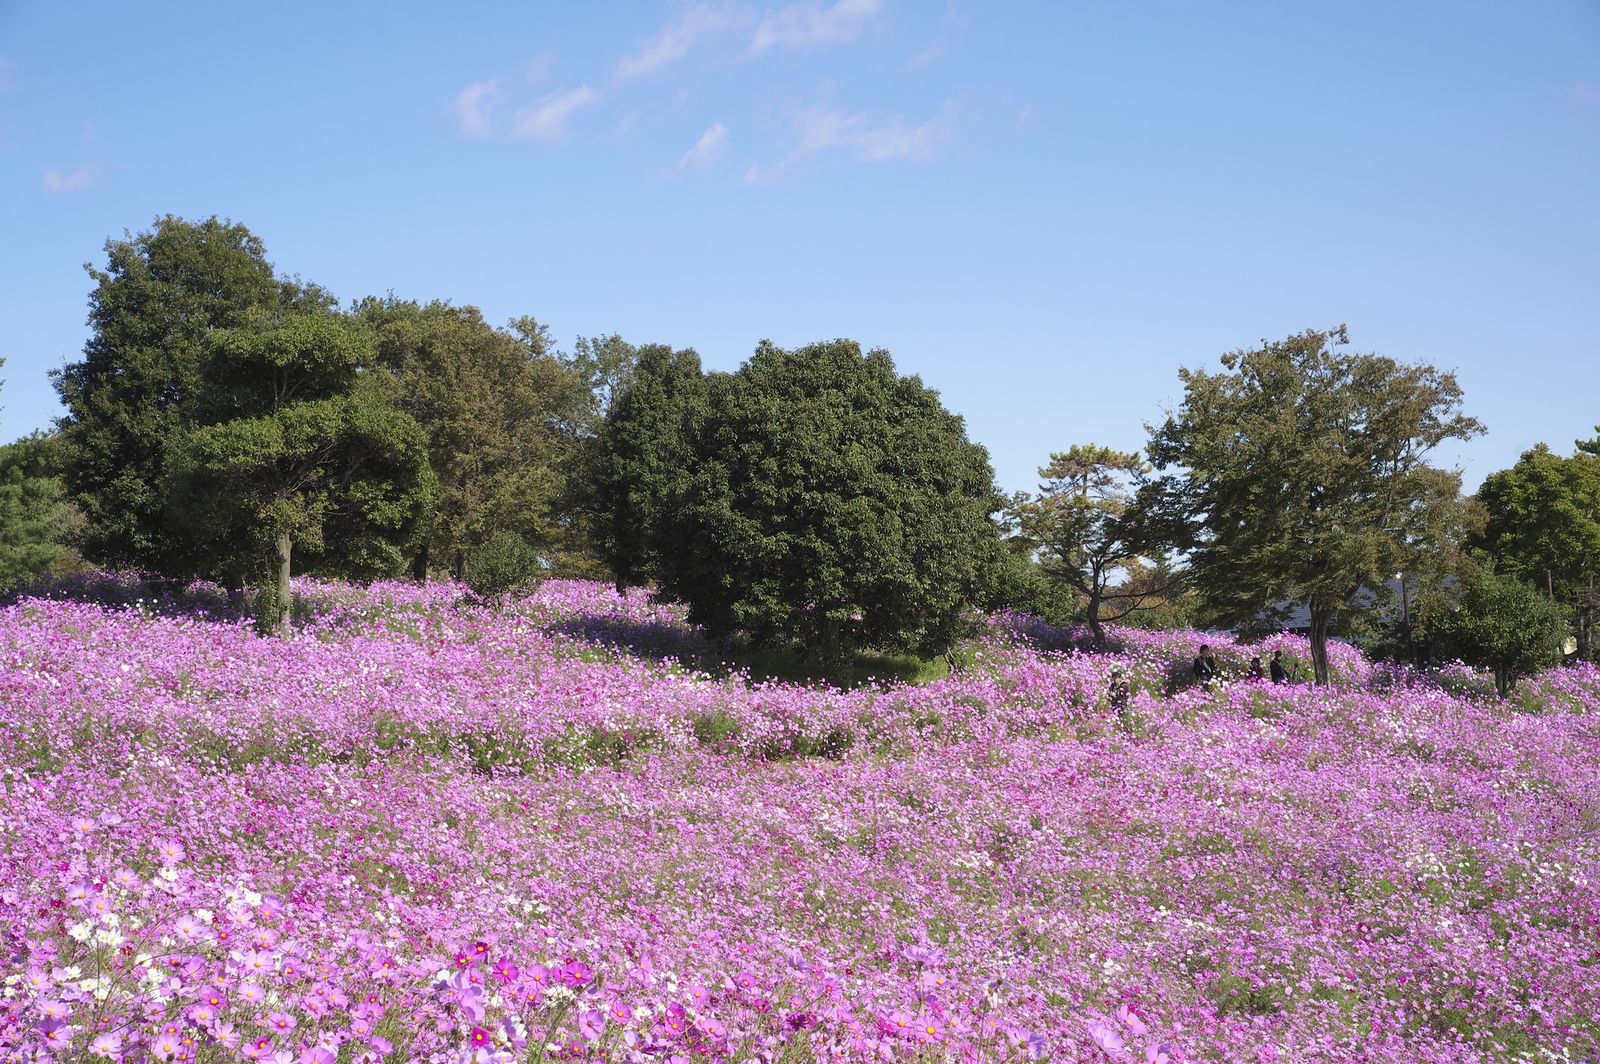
[597, 339, 1003, 667]
[53, 216, 329, 569]
[1141, 326, 1484, 684]
[1474, 444, 1600, 659]
[166, 312, 434, 626]
[591, 344, 711, 590]
[1007, 444, 1178, 644]
[359, 298, 588, 579]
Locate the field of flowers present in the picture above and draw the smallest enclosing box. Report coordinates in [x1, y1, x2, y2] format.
[2, 576, 1598, 1063]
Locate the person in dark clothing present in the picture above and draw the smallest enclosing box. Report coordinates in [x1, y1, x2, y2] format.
[1192, 644, 1219, 683]
[1106, 664, 1131, 730]
[1269, 650, 1290, 684]
[1247, 656, 1264, 682]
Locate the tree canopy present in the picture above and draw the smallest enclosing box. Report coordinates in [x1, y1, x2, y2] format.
[1474, 445, 1600, 596]
[1007, 444, 1177, 643]
[594, 339, 1004, 665]
[1431, 568, 1570, 698]
[1141, 326, 1484, 684]
[360, 298, 589, 579]
[166, 311, 434, 626]
[53, 216, 330, 570]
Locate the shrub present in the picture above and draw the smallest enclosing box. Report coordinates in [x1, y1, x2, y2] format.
[464, 531, 544, 604]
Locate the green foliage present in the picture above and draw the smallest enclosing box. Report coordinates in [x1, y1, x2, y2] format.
[1474, 444, 1600, 598]
[595, 339, 1004, 668]
[591, 344, 711, 590]
[166, 311, 435, 624]
[1008, 445, 1179, 641]
[464, 531, 544, 604]
[0, 366, 78, 589]
[53, 216, 331, 569]
[1431, 568, 1570, 699]
[360, 299, 590, 579]
[1141, 325, 1483, 684]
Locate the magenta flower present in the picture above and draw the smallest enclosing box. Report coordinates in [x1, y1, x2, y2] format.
[267, 1010, 297, 1033]
[299, 1048, 336, 1064]
[578, 1008, 605, 1041]
[1115, 1005, 1148, 1036]
[90, 1032, 123, 1056]
[491, 958, 519, 982]
[1146, 1042, 1178, 1063]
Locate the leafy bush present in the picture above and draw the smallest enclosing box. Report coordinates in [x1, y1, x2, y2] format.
[464, 531, 544, 604]
[1431, 569, 1570, 698]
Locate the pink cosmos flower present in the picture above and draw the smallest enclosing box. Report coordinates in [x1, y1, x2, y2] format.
[1087, 1020, 1126, 1054]
[267, 1010, 297, 1033]
[491, 958, 518, 982]
[1147, 1042, 1178, 1063]
[35, 999, 70, 1021]
[299, 1048, 336, 1064]
[1116, 1005, 1148, 1036]
[155, 838, 186, 864]
[578, 1009, 605, 1041]
[39, 1020, 75, 1052]
[91, 1032, 123, 1056]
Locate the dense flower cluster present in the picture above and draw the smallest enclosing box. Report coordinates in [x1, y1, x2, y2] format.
[2, 577, 1597, 1062]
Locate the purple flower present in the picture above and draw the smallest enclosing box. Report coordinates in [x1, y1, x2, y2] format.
[1087, 1020, 1126, 1055]
[578, 1008, 605, 1041]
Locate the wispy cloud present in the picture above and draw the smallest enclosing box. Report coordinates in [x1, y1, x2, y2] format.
[617, 3, 751, 80]
[749, 0, 882, 55]
[512, 85, 600, 141]
[747, 98, 958, 182]
[43, 163, 98, 194]
[907, 42, 945, 70]
[452, 80, 503, 138]
[675, 122, 729, 172]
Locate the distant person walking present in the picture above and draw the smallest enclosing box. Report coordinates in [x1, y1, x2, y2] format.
[1269, 650, 1294, 684]
[1247, 656, 1264, 682]
[1192, 644, 1219, 684]
[1106, 663, 1131, 730]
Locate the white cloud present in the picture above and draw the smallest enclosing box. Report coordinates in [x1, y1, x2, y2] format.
[749, 0, 881, 55]
[907, 42, 945, 69]
[675, 122, 729, 172]
[452, 80, 503, 138]
[747, 98, 957, 181]
[43, 163, 98, 194]
[617, 3, 751, 80]
[512, 85, 600, 141]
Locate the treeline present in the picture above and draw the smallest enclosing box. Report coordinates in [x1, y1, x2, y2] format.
[1, 216, 1595, 685]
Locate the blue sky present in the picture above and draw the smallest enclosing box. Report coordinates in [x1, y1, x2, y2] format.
[2, 0, 1597, 497]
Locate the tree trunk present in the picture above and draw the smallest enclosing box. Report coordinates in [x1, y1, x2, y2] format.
[1308, 600, 1333, 686]
[1086, 592, 1105, 649]
[274, 532, 293, 631]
